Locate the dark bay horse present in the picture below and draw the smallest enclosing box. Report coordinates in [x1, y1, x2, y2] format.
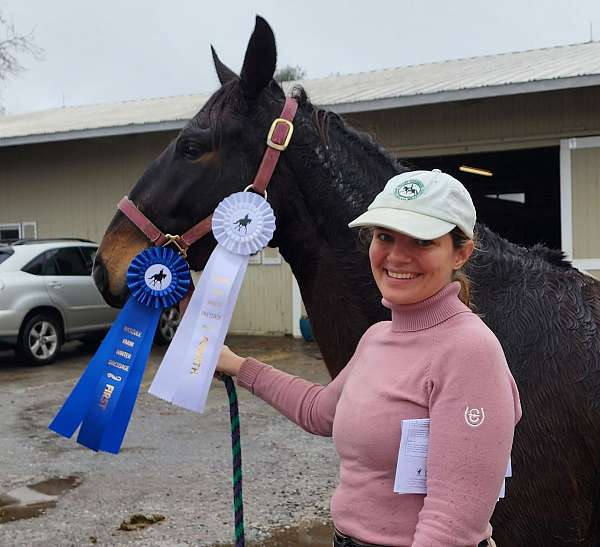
[93, 17, 600, 546]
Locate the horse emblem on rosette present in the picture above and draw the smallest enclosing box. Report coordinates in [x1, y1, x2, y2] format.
[93, 15, 600, 546]
[234, 214, 252, 234]
[148, 268, 168, 288]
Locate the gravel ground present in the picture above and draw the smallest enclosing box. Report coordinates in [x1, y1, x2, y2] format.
[0, 336, 338, 546]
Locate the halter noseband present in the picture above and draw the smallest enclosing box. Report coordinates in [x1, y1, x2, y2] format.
[117, 97, 298, 258]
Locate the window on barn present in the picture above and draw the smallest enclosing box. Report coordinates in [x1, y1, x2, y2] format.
[0, 221, 37, 243]
[0, 224, 21, 242]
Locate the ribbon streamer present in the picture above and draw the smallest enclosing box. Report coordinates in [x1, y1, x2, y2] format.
[49, 247, 190, 453]
[149, 191, 276, 413]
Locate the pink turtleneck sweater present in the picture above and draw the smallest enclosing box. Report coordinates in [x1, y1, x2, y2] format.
[237, 281, 521, 546]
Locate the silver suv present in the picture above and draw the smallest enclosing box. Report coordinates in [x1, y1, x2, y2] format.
[0, 239, 182, 365]
[0, 239, 118, 364]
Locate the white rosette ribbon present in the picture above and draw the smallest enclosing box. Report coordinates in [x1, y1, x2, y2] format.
[149, 191, 276, 413]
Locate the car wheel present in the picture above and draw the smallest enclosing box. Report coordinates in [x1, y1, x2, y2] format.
[17, 313, 63, 365]
[154, 306, 180, 346]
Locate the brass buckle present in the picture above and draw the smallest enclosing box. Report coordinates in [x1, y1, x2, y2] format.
[266, 118, 294, 151]
[163, 234, 188, 259]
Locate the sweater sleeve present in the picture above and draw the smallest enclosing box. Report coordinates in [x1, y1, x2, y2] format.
[412, 329, 522, 547]
[235, 329, 375, 437]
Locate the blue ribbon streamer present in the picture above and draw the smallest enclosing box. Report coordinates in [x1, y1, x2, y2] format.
[49, 247, 190, 454]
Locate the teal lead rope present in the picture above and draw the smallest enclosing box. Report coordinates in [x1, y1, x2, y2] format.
[219, 374, 245, 546]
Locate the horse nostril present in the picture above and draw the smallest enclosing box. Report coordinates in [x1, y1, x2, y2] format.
[92, 257, 108, 294]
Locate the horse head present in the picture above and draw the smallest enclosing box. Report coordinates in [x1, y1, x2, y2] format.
[94, 16, 298, 306]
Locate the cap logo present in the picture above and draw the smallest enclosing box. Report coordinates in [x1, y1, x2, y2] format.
[394, 179, 424, 200]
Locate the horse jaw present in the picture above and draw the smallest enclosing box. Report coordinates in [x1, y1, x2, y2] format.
[95, 215, 149, 307]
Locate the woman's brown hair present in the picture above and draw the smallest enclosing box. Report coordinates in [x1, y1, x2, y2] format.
[449, 227, 476, 308]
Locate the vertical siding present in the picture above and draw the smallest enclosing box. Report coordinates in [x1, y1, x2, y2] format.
[345, 86, 600, 156]
[0, 132, 177, 242]
[571, 147, 600, 258]
[229, 261, 293, 335]
[0, 132, 294, 335]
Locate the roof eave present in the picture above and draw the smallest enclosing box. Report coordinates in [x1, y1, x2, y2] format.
[325, 74, 600, 114]
[0, 119, 186, 147]
[2, 73, 600, 147]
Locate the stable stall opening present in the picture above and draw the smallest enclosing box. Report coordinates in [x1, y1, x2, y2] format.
[406, 147, 561, 249]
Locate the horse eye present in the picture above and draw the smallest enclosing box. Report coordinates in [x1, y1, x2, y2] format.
[179, 139, 205, 161]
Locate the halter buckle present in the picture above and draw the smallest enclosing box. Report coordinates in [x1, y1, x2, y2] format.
[163, 234, 188, 259]
[267, 118, 294, 151]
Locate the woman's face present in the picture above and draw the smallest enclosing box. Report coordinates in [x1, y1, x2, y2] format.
[369, 228, 474, 306]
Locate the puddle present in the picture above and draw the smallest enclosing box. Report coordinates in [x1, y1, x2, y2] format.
[216, 520, 332, 546]
[0, 475, 81, 524]
[28, 475, 82, 496]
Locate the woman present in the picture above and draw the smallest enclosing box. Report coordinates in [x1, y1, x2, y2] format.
[217, 169, 521, 547]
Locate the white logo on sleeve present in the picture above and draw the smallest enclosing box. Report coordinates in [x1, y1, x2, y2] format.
[465, 406, 485, 427]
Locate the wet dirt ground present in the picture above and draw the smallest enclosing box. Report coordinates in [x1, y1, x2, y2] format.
[0, 336, 337, 546]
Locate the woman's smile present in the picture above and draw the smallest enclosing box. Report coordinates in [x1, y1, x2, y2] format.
[385, 269, 421, 280]
[369, 228, 471, 305]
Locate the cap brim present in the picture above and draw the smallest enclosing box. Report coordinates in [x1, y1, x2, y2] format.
[348, 208, 455, 240]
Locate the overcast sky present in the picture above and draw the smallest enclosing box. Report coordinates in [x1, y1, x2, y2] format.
[1, 0, 600, 115]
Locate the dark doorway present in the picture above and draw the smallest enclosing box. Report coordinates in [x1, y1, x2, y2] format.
[406, 147, 561, 249]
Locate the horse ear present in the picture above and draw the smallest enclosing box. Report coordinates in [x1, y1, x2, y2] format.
[211, 46, 238, 85]
[240, 15, 277, 99]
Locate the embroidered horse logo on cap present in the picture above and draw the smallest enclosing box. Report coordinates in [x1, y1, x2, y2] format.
[395, 179, 424, 200]
[234, 214, 252, 233]
[464, 406, 485, 427]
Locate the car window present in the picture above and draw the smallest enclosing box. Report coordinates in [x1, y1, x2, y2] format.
[0, 248, 14, 265]
[45, 247, 89, 276]
[22, 251, 48, 275]
[79, 246, 97, 275]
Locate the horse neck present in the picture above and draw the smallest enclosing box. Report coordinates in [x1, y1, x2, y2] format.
[272, 108, 400, 375]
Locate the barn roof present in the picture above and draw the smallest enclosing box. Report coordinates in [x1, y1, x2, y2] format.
[2, 40, 600, 147]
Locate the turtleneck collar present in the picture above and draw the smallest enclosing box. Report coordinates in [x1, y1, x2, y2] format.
[382, 281, 471, 332]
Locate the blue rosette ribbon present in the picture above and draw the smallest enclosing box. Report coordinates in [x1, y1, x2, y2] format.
[49, 246, 190, 454]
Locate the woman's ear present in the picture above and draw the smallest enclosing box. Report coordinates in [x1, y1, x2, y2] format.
[454, 239, 474, 270]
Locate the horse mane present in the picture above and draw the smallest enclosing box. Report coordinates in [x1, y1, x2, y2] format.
[473, 223, 574, 274]
[290, 85, 410, 174]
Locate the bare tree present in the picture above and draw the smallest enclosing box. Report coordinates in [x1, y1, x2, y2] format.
[0, 12, 43, 112]
[274, 64, 307, 83]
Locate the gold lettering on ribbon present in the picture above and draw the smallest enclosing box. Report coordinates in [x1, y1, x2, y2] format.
[124, 326, 142, 338]
[213, 275, 232, 286]
[122, 338, 135, 347]
[201, 311, 222, 320]
[116, 349, 132, 360]
[191, 337, 209, 375]
[207, 300, 223, 307]
[108, 359, 130, 372]
[99, 384, 115, 410]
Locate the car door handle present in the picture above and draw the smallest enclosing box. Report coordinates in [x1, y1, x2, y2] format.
[48, 281, 63, 289]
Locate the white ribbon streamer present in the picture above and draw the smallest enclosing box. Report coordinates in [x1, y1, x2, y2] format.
[148, 192, 275, 413]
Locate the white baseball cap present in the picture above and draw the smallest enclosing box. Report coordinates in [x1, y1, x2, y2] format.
[348, 169, 476, 239]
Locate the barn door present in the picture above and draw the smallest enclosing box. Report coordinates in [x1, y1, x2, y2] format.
[560, 136, 600, 279]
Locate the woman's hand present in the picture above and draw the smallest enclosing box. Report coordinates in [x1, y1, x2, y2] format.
[216, 345, 245, 377]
